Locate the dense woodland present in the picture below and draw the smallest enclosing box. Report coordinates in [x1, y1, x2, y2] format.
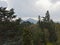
[0, 7, 60, 45]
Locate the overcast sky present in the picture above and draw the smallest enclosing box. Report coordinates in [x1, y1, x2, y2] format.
[0, 0, 60, 21]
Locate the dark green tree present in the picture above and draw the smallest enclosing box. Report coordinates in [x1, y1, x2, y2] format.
[48, 20, 57, 45]
[0, 7, 16, 22]
[22, 22, 33, 45]
[38, 10, 57, 45]
[45, 10, 50, 22]
[38, 15, 46, 45]
[0, 7, 22, 45]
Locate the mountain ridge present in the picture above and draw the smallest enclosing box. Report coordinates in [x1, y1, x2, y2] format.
[25, 18, 37, 24]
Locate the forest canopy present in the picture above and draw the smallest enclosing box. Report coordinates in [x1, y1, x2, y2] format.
[0, 7, 59, 45]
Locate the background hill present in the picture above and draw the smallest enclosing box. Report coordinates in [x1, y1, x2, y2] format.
[25, 18, 37, 24]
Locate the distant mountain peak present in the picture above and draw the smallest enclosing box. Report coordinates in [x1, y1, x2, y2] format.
[25, 18, 37, 24]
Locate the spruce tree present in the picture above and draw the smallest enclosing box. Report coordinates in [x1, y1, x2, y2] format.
[0, 7, 22, 45]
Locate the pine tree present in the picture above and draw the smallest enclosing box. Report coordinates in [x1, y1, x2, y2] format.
[0, 7, 22, 45]
[22, 23, 33, 45]
[45, 10, 50, 22]
[38, 15, 46, 45]
[48, 20, 57, 45]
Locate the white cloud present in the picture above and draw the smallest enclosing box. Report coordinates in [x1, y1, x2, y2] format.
[3, 0, 60, 21]
[0, 0, 8, 7]
[36, 0, 52, 10]
[1, 0, 7, 1]
[50, 0, 60, 3]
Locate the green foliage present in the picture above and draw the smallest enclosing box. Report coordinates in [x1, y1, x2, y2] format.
[37, 10, 57, 45]
[0, 7, 22, 45]
[0, 7, 16, 22]
[0, 7, 59, 45]
[47, 42, 53, 45]
[21, 21, 33, 45]
[23, 28, 33, 45]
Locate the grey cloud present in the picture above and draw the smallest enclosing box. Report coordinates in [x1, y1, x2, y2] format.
[50, 8, 60, 21]
[8, 0, 40, 17]
[7, 0, 60, 21]
[0, 1, 8, 7]
[50, 0, 60, 3]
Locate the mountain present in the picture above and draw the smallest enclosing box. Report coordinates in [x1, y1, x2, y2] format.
[25, 18, 37, 24]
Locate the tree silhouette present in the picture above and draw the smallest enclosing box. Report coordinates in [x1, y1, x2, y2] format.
[22, 21, 33, 45]
[38, 10, 57, 45]
[0, 7, 16, 22]
[0, 7, 22, 45]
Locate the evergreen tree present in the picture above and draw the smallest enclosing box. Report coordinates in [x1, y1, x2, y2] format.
[0, 7, 16, 22]
[0, 7, 22, 45]
[22, 23, 33, 45]
[45, 10, 50, 22]
[38, 16, 41, 25]
[48, 20, 57, 44]
[38, 15, 46, 45]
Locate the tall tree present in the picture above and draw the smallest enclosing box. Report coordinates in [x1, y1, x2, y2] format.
[0, 7, 16, 22]
[0, 7, 22, 45]
[38, 15, 46, 45]
[22, 22, 33, 45]
[45, 10, 50, 22]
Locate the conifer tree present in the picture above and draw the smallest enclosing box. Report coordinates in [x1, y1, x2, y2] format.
[0, 7, 22, 45]
[22, 23, 33, 45]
